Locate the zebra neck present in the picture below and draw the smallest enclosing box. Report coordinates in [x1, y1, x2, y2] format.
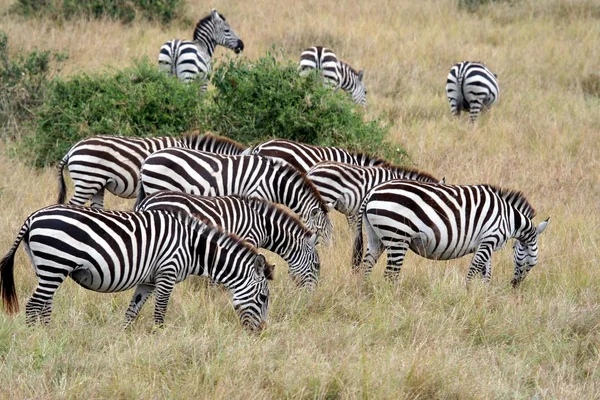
[193, 22, 217, 58]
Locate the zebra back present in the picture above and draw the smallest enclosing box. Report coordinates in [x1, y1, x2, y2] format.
[183, 132, 248, 155]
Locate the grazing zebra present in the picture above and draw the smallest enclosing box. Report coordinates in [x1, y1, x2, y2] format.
[446, 61, 499, 122]
[243, 138, 387, 174]
[299, 46, 367, 106]
[306, 161, 443, 267]
[136, 192, 321, 288]
[0, 205, 273, 331]
[136, 149, 332, 243]
[57, 132, 247, 208]
[158, 9, 244, 90]
[356, 181, 549, 286]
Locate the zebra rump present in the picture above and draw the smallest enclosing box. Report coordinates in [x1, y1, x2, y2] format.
[446, 61, 499, 122]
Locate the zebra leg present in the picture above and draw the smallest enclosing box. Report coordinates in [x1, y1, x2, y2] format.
[466, 242, 493, 285]
[123, 284, 155, 328]
[347, 214, 364, 271]
[153, 271, 177, 327]
[25, 274, 68, 326]
[90, 187, 105, 209]
[69, 181, 106, 207]
[361, 218, 385, 277]
[468, 100, 484, 123]
[383, 240, 411, 281]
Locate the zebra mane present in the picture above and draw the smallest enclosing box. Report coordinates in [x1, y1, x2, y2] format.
[265, 157, 329, 213]
[193, 11, 226, 41]
[351, 151, 389, 167]
[489, 186, 536, 219]
[338, 60, 360, 77]
[384, 163, 440, 183]
[200, 132, 248, 152]
[244, 196, 313, 238]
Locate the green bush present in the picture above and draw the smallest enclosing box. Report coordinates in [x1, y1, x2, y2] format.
[200, 51, 404, 162]
[22, 58, 205, 167]
[0, 30, 67, 139]
[11, 0, 186, 24]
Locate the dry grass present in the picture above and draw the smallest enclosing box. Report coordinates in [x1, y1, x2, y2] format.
[0, 0, 599, 398]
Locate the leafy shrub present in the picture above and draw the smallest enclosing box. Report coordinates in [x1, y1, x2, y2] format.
[0, 30, 67, 139]
[200, 50, 403, 162]
[22, 58, 204, 167]
[11, 0, 186, 24]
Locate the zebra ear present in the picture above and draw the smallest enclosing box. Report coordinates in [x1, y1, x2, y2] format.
[358, 70, 364, 81]
[211, 9, 221, 20]
[254, 254, 273, 279]
[536, 217, 550, 235]
[439, 177, 446, 184]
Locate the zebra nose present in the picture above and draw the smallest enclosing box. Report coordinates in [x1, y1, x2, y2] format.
[235, 40, 244, 54]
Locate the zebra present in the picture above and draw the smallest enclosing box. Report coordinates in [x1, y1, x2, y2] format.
[356, 181, 549, 286]
[243, 138, 388, 174]
[306, 161, 443, 268]
[158, 9, 244, 90]
[446, 61, 499, 122]
[0, 205, 273, 331]
[135, 149, 333, 244]
[135, 192, 321, 288]
[299, 46, 367, 106]
[57, 132, 247, 208]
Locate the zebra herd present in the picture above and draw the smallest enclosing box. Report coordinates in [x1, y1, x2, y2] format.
[0, 10, 544, 333]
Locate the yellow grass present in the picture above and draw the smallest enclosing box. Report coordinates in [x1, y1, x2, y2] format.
[0, 0, 599, 398]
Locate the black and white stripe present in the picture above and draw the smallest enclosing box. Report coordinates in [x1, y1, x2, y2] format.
[136, 149, 333, 243]
[0, 205, 273, 331]
[357, 181, 549, 285]
[158, 9, 244, 90]
[306, 161, 443, 267]
[135, 192, 321, 288]
[57, 132, 247, 208]
[243, 138, 387, 174]
[446, 61, 499, 122]
[299, 46, 367, 106]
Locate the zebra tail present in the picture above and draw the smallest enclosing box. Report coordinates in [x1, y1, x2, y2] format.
[57, 154, 69, 204]
[0, 222, 28, 314]
[133, 181, 147, 211]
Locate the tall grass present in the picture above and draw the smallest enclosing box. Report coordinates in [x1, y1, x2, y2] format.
[0, 0, 599, 398]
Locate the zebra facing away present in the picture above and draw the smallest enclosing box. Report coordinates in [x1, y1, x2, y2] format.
[446, 61, 499, 122]
[299, 46, 367, 106]
[0, 205, 273, 331]
[305, 161, 443, 268]
[158, 9, 244, 90]
[243, 138, 388, 174]
[357, 181, 549, 286]
[136, 149, 333, 243]
[57, 132, 247, 208]
[135, 192, 321, 288]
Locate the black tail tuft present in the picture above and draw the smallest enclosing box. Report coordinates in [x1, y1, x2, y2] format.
[0, 249, 19, 314]
[57, 156, 68, 204]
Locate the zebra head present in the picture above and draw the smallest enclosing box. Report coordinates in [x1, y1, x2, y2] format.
[233, 254, 272, 332]
[307, 207, 333, 246]
[511, 218, 550, 287]
[203, 9, 244, 55]
[352, 70, 367, 107]
[288, 233, 321, 289]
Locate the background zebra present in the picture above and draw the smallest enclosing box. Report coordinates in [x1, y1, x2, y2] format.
[158, 9, 244, 90]
[356, 181, 549, 285]
[243, 138, 387, 174]
[136, 192, 321, 288]
[136, 149, 333, 244]
[299, 46, 367, 106]
[0, 205, 272, 331]
[306, 161, 443, 267]
[57, 132, 247, 208]
[446, 61, 499, 122]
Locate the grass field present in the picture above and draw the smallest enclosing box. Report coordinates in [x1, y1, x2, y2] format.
[1, 0, 599, 398]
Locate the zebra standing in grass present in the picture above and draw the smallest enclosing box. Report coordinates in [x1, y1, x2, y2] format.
[306, 161, 443, 267]
[136, 192, 321, 288]
[243, 138, 387, 174]
[356, 181, 549, 285]
[136, 149, 333, 243]
[446, 61, 499, 122]
[299, 46, 367, 106]
[158, 9, 244, 90]
[57, 132, 247, 208]
[0, 205, 273, 331]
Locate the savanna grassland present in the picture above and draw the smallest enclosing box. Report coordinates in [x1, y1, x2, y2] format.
[1, 0, 599, 398]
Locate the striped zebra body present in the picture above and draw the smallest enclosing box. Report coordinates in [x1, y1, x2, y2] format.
[0, 205, 272, 330]
[244, 138, 387, 174]
[446, 61, 499, 122]
[136, 192, 321, 288]
[136, 149, 333, 243]
[57, 132, 247, 208]
[306, 161, 442, 267]
[299, 46, 366, 106]
[357, 181, 549, 285]
[158, 9, 244, 89]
